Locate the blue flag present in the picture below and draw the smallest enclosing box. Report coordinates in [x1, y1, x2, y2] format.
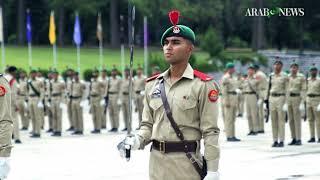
[73, 14, 81, 46]
[26, 11, 32, 43]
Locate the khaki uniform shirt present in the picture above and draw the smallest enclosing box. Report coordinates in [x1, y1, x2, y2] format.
[288, 73, 306, 101]
[49, 80, 65, 100]
[307, 77, 320, 106]
[255, 70, 268, 100]
[0, 74, 13, 157]
[221, 73, 239, 103]
[71, 81, 86, 98]
[137, 64, 220, 171]
[270, 72, 289, 98]
[27, 79, 44, 99]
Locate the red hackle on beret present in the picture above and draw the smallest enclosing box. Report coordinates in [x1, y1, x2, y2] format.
[169, 10, 180, 26]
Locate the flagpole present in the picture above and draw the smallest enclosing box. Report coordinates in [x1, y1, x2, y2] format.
[121, 44, 125, 76]
[99, 40, 103, 71]
[77, 44, 80, 73]
[53, 43, 57, 68]
[28, 42, 32, 67]
[143, 16, 148, 76]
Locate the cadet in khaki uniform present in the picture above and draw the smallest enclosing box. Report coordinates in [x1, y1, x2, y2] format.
[242, 65, 259, 135]
[99, 69, 109, 129]
[45, 71, 54, 133]
[120, 15, 220, 180]
[133, 66, 146, 129]
[89, 70, 105, 133]
[70, 72, 86, 135]
[28, 69, 45, 138]
[254, 64, 268, 133]
[36, 71, 46, 129]
[120, 68, 130, 131]
[4, 66, 22, 144]
[0, 73, 13, 179]
[221, 63, 241, 142]
[65, 69, 75, 131]
[108, 68, 121, 132]
[49, 71, 65, 136]
[269, 60, 289, 147]
[306, 65, 320, 143]
[17, 71, 29, 130]
[287, 62, 306, 145]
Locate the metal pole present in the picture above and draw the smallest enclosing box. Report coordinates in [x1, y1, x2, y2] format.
[28, 42, 32, 67]
[77, 45, 80, 73]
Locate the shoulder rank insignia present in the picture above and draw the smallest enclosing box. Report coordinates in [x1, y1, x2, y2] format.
[146, 73, 160, 83]
[194, 70, 213, 81]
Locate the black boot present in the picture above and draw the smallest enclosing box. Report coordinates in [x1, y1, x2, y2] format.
[308, 137, 316, 143]
[295, 140, 302, 145]
[15, 139, 22, 144]
[91, 129, 101, 134]
[51, 131, 62, 137]
[288, 139, 296, 145]
[30, 133, 41, 138]
[46, 128, 53, 133]
[66, 127, 74, 131]
[272, 141, 279, 147]
[278, 142, 284, 147]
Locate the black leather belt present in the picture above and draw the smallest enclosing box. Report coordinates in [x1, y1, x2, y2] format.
[123, 92, 129, 95]
[18, 94, 26, 96]
[70, 96, 81, 99]
[90, 94, 99, 97]
[51, 93, 62, 97]
[108, 92, 117, 95]
[289, 93, 300, 97]
[307, 94, 320, 98]
[227, 91, 237, 95]
[271, 93, 285, 97]
[29, 94, 39, 97]
[152, 140, 197, 153]
[243, 92, 256, 94]
[135, 91, 141, 94]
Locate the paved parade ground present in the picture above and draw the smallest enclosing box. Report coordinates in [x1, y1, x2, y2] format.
[7, 102, 320, 180]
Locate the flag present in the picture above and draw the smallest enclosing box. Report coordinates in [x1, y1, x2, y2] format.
[26, 10, 32, 43]
[96, 12, 102, 42]
[0, 7, 3, 42]
[73, 13, 81, 46]
[49, 11, 56, 45]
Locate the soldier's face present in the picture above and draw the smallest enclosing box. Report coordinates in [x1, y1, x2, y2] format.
[273, 63, 282, 72]
[248, 68, 254, 76]
[310, 70, 318, 77]
[290, 66, 298, 74]
[163, 37, 193, 65]
[137, 69, 142, 76]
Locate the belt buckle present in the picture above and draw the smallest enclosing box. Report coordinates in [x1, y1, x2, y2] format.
[159, 141, 166, 153]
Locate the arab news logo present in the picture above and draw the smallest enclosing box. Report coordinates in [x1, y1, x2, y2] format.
[245, 8, 304, 17]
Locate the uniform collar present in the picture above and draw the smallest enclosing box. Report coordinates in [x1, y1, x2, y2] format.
[157, 63, 194, 81]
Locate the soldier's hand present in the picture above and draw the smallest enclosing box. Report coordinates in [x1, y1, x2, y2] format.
[317, 104, 320, 112]
[100, 99, 105, 106]
[257, 99, 263, 106]
[124, 135, 140, 150]
[203, 171, 219, 180]
[0, 157, 10, 179]
[37, 101, 44, 108]
[282, 103, 288, 112]
[235, 88, 242, 95]
[299, 102, 305, 111]
[117, 99, 122, 106]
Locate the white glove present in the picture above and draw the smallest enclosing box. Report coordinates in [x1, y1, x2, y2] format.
[117, 99, 122, 105]
[59, 103, 66, 109]
[0, 157, 10, 179]
[317, 104, 320, 112]
[37, 101, 44, 108]
[257, 99, 263, 106]
[263, 103, 267, 110]
[100, 99, 105, 106]
[124, 135, 140, 150]
[80, 101, 86, 107]
[235, 88, 242, 95]
[47, 103, 51, 108]
[24, 102, 28, 109]
[140, 90, 145, 95]
[299, 103, 305, 111]
[282, 103, 288, 112]
[203, 171, 219, 180]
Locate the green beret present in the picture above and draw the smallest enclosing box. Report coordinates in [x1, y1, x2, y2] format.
[274, 59, 283, 65]
[309, 65, 318, 71]
[161, 25, 195, 46]
[226, 62, 235, 69]
[30, 68, 37, 73]
[248, 64, 255, 69]
[290, 60, 299, 67]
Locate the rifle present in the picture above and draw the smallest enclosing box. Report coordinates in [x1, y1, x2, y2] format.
[104, 79, 111, 114]
[265, 73, 272, 123]
[304, 72, 308, 121]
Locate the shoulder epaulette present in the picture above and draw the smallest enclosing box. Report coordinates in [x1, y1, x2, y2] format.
[145, 73, 160, 82]
[194, 70, 213, 81]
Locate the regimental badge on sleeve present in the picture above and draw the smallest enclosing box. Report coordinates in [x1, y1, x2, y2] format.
[0, 85, 6, 96]
[208, 89, 219, 102]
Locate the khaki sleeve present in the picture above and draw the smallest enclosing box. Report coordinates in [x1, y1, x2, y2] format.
[221, 76, 230, 103]
[11, 81, 18, 108]
[137, 83, 154, 149]
[284, 75, 289, 102]
[39, 81, 45, 100]
[199, 80, 220, 172]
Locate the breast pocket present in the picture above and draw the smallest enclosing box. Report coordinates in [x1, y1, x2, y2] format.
[175, 97, 197, 111]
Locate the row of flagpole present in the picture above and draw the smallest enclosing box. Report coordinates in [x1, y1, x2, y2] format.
[0, 8, 149, 74]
